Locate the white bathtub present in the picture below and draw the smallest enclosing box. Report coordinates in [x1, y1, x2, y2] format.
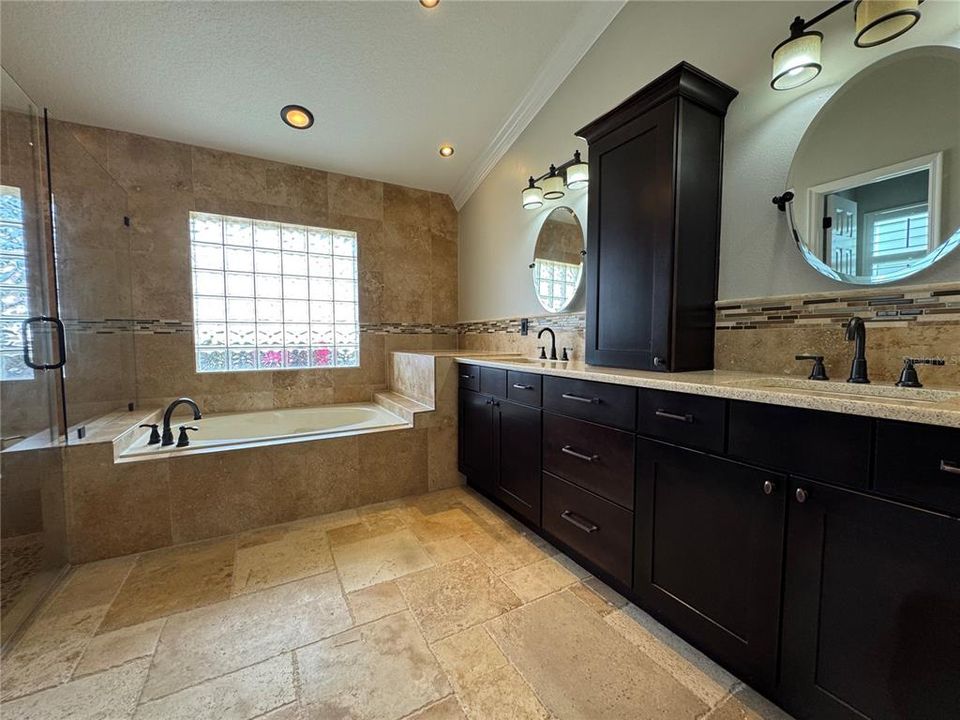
[120, 403, 409, 459]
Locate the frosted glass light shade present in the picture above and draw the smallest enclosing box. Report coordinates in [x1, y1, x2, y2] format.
[542, 173, 565, 200]
[771, 31, 823, 90]
[566, 161, 589, 190]
[855, 0, 921, 47]
[522, 184, 544, 210]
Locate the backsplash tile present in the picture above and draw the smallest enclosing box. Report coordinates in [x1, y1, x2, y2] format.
[715, 282, 960, 386]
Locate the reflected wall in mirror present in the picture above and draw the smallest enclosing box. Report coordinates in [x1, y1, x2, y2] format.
[786, 45, 960, 285]
[532, 206, 584, 312]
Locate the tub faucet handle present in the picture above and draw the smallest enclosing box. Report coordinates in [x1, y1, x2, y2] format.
[139, 423, 161, 445]
[176, 425, 199, 448]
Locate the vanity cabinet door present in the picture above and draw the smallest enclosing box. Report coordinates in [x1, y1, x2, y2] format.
[634, 439, 786, 690]
[780, 479, 960, 720]
[459, 389, 494, 494]
[584, 100, 677, 371]
[493, 399, 541, 525]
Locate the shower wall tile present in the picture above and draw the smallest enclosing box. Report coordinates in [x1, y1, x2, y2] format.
[50, 121, 458, 414]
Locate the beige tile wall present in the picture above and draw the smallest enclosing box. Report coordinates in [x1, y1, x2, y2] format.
[49, 120, 459, 416]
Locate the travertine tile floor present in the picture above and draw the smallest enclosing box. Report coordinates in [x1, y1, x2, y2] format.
[0, 485, 794, 720]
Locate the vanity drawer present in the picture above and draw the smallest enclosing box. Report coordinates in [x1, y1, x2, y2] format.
[727, 401, 871, 488]
[636, 389, 726, 454]
[543, 376, 637, 431]
[542, 473, 633, 586]
[480, 367, 507, 398]
[874, 421, 960, 516]
[458, 364, 480, 392]
[507, 371, 542, 407]
[543, 412, 634, 509]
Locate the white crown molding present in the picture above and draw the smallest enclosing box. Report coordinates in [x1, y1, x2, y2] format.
[449, 1, 626, 210]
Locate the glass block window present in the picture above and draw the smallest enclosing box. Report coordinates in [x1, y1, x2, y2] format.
[1, 186, 33, 382]
[188, 212, 359, 372]
[533, 259, 581, 313]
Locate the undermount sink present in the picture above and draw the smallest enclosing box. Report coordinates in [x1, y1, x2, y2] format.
[723, 377, 960, 405]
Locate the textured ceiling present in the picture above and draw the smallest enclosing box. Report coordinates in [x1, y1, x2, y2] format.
[0, 1, 620, 196]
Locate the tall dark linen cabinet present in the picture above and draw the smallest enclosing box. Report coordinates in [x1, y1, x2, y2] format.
[577, 63, 737, 371]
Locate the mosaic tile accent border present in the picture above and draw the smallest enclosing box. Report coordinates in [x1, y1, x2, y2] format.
[716, 283, 960, 330]
[60, 319, 461, 336]
[457, 311, 585, 335]
[62, 319, 193, 335]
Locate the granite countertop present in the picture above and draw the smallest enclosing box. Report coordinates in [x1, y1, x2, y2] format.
[453, 355, 960, 429]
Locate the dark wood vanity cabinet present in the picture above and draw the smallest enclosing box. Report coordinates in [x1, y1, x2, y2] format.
[634, 440, 786, 689]
[780, 479, 960, 720]
[458, 363, 960, 719]
[458, 365, 541, 524]
[458, 387, 494, 493]
[493, 399, 541, 523]
[576, 63, 737, 371]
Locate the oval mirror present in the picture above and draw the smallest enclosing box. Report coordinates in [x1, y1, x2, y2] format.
[532, 206, 584, 312]
[786, 45, 960, 285]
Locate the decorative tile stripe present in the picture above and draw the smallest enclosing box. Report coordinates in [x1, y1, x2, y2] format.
[59, 319, 461, 336]
[360, 322, 458, 335]
[62, 319, 194, 335]
[716, 283, 960, 330]
[457, 312, 585, 335]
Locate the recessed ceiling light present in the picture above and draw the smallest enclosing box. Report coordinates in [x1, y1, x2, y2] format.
[438, 144, 455, 158]
[420, 0, 440, 8]
[281, 105, 314, 129]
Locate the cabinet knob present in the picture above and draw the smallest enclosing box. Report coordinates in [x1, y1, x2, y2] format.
[795, 487, 808, 503]
[763, 480, 775, 495]
[653, 356, 667, 367]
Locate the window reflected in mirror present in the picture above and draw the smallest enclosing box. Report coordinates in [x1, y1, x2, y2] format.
[532, 206, 584, 313]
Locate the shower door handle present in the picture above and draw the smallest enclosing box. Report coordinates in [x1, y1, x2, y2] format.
[22, 316, 66, 370]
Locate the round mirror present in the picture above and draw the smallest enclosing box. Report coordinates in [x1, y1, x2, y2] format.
[532, 206, 584, 312]
[786, 45, 960, 285]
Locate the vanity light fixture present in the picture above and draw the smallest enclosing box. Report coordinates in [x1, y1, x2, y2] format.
[854, 0, 922, 47]
[565, 151, 590, 190]
[520, 150, 588, 210]
[438, 144, 455, 158]
[542, 165, 565, 200]
[770, 0, 924, 91]
[281, 105, 314, 129]
[522, 178, 544, 210]
[771, 20, 824, 90]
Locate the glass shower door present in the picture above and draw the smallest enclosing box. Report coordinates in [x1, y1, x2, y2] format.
[0, 69, 68, 647]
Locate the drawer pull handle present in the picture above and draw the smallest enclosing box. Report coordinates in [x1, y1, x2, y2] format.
[561, 510, 599, 534]
[655, 409, 694, 423]
[561, 445, 599, 462]
[460, 374, 473, 380]
[562, 393, 598, 404]
[512, 383, 534, 390]
[940, 460, 960, 476]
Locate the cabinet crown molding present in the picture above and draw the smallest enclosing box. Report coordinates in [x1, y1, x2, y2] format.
[576, 61, 739, 143]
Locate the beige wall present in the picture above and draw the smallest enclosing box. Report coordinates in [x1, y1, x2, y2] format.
[49, 120, 459, 418]
[457, 1, 960, 322]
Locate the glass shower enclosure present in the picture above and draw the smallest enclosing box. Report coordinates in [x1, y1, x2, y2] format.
[0, 69, 68, 647]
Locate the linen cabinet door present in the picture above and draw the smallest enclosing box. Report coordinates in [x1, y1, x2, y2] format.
[633, 438, 786, 690]
[584, 100, 677, 370]
[780, 479, 960, 720]
[493, 399, 541, 525]
[459, 389, 494, 496]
